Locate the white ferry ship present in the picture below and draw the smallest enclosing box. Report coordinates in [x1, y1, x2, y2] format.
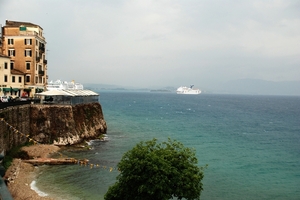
[176, 85, 201, 95]
[47, 80, 84, 91]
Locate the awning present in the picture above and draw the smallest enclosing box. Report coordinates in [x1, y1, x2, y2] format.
[12, 88, 19, 92]
[2, 88, 11, 92]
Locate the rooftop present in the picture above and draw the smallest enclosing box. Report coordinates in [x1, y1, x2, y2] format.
[0, 54, 10, 59]
[5, 20, 42, 29]
[11, 69, 25, 75]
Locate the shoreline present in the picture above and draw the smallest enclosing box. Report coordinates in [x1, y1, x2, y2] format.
[30, 180, 49, 197]
[5, 144, 60, 200]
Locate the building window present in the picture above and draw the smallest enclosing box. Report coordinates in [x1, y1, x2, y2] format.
[19, 76, 22, 83]
[10, 62, 14, 70]
[35, 76, 38, 84]
[8, 49, 15, 56]
[8, 38, 14, 45]
[24, 39, 32, 45]
[36, 39, 39, 46]
[26, 62, 31, 70]
[4, 75, 8, 82]
[25, 49, 32, 57]
[26, 75, 30, 83]
[12, 76, 15, 83]
[4, 62, 8, 69]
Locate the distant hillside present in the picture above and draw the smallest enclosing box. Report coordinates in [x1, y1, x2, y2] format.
[84, 83, 177, 92]
[84, 80, 300, 96]
[215, 79, 300, 96]
[83, 83, 126, 90]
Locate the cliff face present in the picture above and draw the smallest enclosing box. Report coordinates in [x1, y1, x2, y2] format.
[0, 103, 107, 152]
[30, 103, 107, 145]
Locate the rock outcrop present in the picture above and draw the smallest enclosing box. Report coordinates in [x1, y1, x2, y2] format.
[0, 102, 107, 152]
[30, 102, 107, 145]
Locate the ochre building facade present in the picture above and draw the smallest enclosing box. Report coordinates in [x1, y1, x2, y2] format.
[0, 20, 47, 97]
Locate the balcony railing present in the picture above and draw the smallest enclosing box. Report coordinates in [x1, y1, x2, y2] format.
[38, 70, 45, 76]
[19, 31, 45, 40]
[39, 46, 45, 52]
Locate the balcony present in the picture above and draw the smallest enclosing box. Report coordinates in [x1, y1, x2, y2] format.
[43, 59, 47, 64]
[38, 70, 45, 76]
[19, 31, 45, 40]
[39, 46, 45, 52]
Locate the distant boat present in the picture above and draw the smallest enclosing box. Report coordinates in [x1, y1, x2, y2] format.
[176, 85, 201, 95]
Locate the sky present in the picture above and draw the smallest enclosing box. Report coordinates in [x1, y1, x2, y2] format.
[0, 0, 300, 91]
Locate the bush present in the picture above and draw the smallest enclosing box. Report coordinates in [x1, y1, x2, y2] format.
[105, 138, 206, 200]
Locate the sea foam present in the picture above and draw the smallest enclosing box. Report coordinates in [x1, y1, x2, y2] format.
[30, 181, 48, 197]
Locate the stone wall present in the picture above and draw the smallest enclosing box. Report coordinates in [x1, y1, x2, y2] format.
[0, 105, 31, 152]
[0, 102, 107, 153]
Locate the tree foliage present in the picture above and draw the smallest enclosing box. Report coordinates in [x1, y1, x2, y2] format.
[104, 138, 205, 200]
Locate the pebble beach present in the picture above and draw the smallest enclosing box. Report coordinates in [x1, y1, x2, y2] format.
[4, 144, 60, 200]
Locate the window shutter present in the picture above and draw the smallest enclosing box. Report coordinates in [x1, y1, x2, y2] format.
[30, 50, 32, 57]
[13, 50, 15, 56]
[30, 39, 32, 45]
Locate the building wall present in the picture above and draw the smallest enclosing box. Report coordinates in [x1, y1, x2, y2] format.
[9, 73, 24, 97]
[0, 55, 10, 96]
[0, 21, 47, 97]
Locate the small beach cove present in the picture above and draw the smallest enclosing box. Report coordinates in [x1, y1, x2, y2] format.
[4, 144, 62, 200]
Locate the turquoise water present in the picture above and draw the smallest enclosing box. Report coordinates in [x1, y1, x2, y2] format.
[36, 92, 300, 200]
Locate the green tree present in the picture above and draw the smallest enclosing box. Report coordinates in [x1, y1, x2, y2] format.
[105, 138, 205, 200]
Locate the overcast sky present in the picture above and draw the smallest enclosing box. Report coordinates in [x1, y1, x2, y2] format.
[1, 0, 299, 90]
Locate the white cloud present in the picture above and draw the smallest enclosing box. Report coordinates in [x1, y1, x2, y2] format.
[0, 0, 299, 89]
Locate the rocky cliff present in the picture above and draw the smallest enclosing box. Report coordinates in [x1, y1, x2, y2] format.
[0, 102, 107, 152]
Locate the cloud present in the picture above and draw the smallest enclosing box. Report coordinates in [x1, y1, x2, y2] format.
[0, 0, 299, 90]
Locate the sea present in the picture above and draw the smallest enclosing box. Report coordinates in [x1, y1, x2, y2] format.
[33, 91, 300, 200]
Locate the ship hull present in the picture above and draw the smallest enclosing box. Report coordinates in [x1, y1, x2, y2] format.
[176, 86, 201, 94]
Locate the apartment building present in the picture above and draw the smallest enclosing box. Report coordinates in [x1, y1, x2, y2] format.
[0, 54, 24, 97]
[0, 20, 47, 97]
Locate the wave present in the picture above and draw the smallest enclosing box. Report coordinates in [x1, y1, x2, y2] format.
[30, 180, 48, 197]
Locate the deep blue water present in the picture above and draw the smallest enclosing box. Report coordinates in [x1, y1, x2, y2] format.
[36, 92, 300, 200]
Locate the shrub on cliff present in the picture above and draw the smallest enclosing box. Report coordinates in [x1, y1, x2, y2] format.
[104, 138, 205, 200]
[2, 144, 31, 169]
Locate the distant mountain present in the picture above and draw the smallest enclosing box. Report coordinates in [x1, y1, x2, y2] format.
[84, 80, 300, 96]
[215, 79, 300, 96]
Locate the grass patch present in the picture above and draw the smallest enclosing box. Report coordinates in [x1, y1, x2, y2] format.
[2, 142, 32, 169]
